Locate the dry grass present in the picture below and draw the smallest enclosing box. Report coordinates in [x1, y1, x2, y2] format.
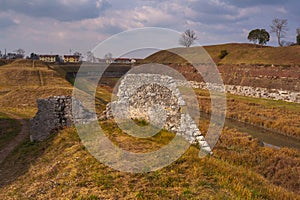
[0, 112, 21, 149]
[145, 43, 300, 65]
[196, 89, 300, 139]
[0, 125, 299, 199]
[0, 60, 73, 118]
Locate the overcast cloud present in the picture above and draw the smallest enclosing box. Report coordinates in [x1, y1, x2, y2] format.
[0, 0, 299, 56]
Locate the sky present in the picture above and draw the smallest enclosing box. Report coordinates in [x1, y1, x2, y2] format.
[0, 0, 299, 57]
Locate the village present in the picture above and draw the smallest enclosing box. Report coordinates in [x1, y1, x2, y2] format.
[0, 49, 138, 64]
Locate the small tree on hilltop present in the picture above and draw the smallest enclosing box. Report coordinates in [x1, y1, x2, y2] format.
[179, 29, 197, 47]
[297, 28, 300, 45]
[270, 18, 288, 46]
[247, 29, 270, 46]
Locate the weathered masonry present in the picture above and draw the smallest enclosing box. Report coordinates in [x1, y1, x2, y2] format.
[30, 96, 96, 141]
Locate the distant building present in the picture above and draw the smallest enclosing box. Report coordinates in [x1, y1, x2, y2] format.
[113, 58, 136, 64]
[64, 55, 80, 63]
[39, 55, 59, 63]
[6, 53, 23, 60]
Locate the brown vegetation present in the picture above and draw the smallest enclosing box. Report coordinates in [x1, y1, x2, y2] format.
[146, 43, 300, 65]
[197, 89, 300, 139]
[0, 123, 299, 199]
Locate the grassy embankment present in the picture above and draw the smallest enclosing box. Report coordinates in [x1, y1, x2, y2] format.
[197, 89, 300, 139]
[145, 43, 300, 65]
[0, 112, 21, 149]
[0, 112, 299, 199]
[144, 43, 300, 139]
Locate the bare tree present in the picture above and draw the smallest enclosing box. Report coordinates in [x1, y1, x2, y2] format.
[179, 29, 198, 47]
[104, 52, 112, 59]
[14, 48, 25, 58]
[297, 28, 300, 35]
[86, 51, 95, 63]
[270, 18, 288, 46]
[297, 28, 300, 45]
[73, 51, 82, 60]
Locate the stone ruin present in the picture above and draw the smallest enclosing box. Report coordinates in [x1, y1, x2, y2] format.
[30, 96, 97, 141]
[104, 73, 213, 154]
[30, 74, 213, 155]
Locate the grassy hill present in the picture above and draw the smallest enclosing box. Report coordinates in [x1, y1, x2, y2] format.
[144, 43, 300, 92]
[145, 43, 300, 65]
[0, 59, 73, 117]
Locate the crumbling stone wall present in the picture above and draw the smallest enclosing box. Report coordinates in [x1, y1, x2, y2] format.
[104, 74, 213, 154]
[185, 81, 300, 103]
[30, 96, 96, 141]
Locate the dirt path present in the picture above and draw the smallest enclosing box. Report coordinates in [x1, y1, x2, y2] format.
[0, 113, 29, 164]
[38, 70, 44, 86]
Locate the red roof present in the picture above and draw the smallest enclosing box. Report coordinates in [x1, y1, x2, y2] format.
[39, 55, 58, 57]
[64, 55, 80, 58]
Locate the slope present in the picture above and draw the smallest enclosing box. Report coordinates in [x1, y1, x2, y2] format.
[0, 123, 299, 199]
[0, 60, 73, 117]
[145, 43, 300, 65]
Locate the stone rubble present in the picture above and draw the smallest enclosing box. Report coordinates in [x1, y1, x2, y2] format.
[104, 73, 213, 154]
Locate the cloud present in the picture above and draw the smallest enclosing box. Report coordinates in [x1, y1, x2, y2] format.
[0, 12, 18, 29]
[0, 0, 111, 21]
[225, 0, 288, 7]
[0, 0, 299, 55]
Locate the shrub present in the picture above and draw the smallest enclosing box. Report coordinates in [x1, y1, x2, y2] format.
[219, 50, 228, 59]
[297, 34, 300, 45]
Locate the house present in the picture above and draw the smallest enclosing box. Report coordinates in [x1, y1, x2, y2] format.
[39, 55, 59, 63]
[6, 53, 23, 60]
[64, 55, 80, 63]
[113, 58, 132, 64]
[111, 58, 139, 64]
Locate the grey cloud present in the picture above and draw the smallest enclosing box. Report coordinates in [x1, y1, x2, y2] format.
[188, 1, 238, 15]
[0, 16, 16, 29]
[185, 1, 247, 25]
[0, 0, 111, 21]
[225, 0, 290, 7]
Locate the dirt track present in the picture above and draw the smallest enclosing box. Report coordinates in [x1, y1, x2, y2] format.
[0, 113, 29, 164]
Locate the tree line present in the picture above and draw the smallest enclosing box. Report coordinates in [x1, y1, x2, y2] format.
[180, 18, 300, 47]
[241, 18, 300, 46]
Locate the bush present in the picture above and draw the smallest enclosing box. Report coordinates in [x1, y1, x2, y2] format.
[219, 50, 228, 59]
